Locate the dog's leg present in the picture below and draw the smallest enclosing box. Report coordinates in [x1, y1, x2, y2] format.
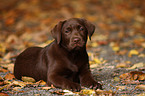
[79, 66, 102, 89]
[47, 73, 81, 91]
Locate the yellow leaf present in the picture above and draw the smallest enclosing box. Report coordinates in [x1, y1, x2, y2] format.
[138, 74, 145, 80]
[94, 58, 102, 64]
[0, 85, 9, 91]
[112, 46, 120, 52]
[116, 63, 128, 68]
[91, 42, 98, 47]
[13, 81, 26, 88]
[95, 89, 115, 95]
[36, 80, 46, 85]
[128, 49, 139, 57]
[128, 62, 144, 69]
[113, 77, 120, 82]
[22, 76, 36, 83]
[81, 89, 95, 95]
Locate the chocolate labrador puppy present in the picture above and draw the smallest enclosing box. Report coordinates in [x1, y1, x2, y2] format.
[14, 18, 102, 91]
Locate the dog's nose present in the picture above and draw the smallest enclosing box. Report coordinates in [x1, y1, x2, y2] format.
[73, 38, 81, 43]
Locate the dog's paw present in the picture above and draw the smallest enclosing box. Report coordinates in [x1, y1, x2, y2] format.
[62, 82, 81, 92]
[82, 81, 102, 90]
[89, 82, 102, 90]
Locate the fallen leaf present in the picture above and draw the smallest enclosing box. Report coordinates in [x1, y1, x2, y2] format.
[91, 42, 98, 47]
[22, 76, 36, 83]
[0, 85, 9, 91]
[138, 54, 145, 58]
[128, 62, 144, 69]
[4, 73, 15, 80]
[112, 46, 120, 52]
[41, 87, 51, 90]
[113, 77, 120, 82]
[13, 87, 22, 91]
[120, 73, 131, 80]
[120, 71, 145, 81]
[0, 76, 3, 81]
[0, 63, 14, 73]
[117, 49, 127, 55]
[94, 58, 103, 64]
[135, 85, 145, 91]
[95, 89, 115, 95]
[13, 81, 26, 88]
[128, 49, 139, 57]
[0, 67, 8, 73]
[116, 63, 128, 68]
[36, 80, 46, 86]
[81, 89, 95, 95]
[115, 86, 126, 90]
[63, 90, 76, 95]
[0, 92, 9, 96]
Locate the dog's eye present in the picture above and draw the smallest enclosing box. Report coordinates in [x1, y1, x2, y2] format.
[65, 30, 70, 33]
[80, 27, 84, 31]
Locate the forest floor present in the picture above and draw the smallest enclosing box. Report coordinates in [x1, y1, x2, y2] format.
[0, 0, 145, 95]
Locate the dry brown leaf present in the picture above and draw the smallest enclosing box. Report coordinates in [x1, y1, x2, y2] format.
[0, 92, 9, 96]
[4, 73, 15, 80]
[120, 73, 131, 80]
[138, 74, 145, 80]
[120, 71, 145, 81]
[36, 80, 46, 86]
[0, 67, 8, 73]
[22, 76, 36, 83]
[117, 49, 128, 55]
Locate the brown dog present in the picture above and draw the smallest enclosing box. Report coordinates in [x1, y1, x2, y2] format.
[14, 18, 102, 91]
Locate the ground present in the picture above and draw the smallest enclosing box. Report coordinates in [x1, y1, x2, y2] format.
[0, 0, 145, 95]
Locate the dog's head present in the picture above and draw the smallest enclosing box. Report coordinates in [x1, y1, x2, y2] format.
[51, 18, 95, 51]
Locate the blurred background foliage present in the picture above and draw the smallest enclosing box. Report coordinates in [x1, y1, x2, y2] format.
[0, 0, 144, 59]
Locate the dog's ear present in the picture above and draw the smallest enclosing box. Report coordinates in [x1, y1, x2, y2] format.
[81, 19, 95, 40]
[51, 21, 65, 44]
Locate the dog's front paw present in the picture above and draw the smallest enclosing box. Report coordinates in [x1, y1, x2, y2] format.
[82, 81, 102, 90]
[62, 82, 81, 92]
[89, 81, 102, 90]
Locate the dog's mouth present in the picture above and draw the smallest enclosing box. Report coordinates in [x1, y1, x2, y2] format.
[69, 41, 85, 50]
